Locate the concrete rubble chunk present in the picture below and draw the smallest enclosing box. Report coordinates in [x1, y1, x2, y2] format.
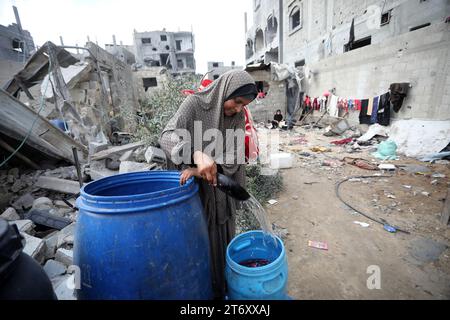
[22, 232, 45, 264]
[145, 146, 167, 164]
[57, 223, 76, 248]
[10, 219, 35, 234]
[89, 141, 109, 155]
[35, 176, 81, 195]
[86, 161, 119, 181]
[32, 197, 53, 210]
[12, 193, 35, 211]
[1, 207, 20, 221]
[43, 231, 60, 260]
[55, 248, 73, 267]
[119, 150, 134, 162]
[119, 161, 154, 174]
[90, 141, 145, 161]
[53, 274, 76, 300]
[43, 259, 67, 279]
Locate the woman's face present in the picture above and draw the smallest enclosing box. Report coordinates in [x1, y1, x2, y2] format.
[223, 97, 253, 117]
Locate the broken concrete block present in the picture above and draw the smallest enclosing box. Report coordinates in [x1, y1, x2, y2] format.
[1, 207, 20, 221]
[8, 168, 19, 180]
[12, 193, 35, 210]
[55, 248, 73, 267]
[22, 232, 45, 264]
[57, 222, 76, 248]
[10, 179, 27, 193]
[43, 231, 60, 259]
[87, 161, 118, 181]
[119, 161, 152, 174]
[119, 150, 134, 162]
[91, 141, 145, 161]
[35, 176, 81, 195]
[10, 219, 35, 234]
[43, 259, 67, 279]
[89, 141, 109, 155]
[53, 274, 76, 300]
[144, 146, 166, 164]
[32, 197, 54, 210]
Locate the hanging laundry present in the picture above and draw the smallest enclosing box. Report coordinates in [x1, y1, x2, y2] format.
[389, 83, 409, 112]
[377, 92, 391, 126]
[313, 97, 319, 110]
[328, 95, 339, 117]
[367, 97, 374, 116]
[370, 96, 379, 124]
[359, 99, 371, 125]
[354, 99, 362, 111]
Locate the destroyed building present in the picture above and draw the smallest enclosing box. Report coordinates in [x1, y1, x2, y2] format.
[0, 6, 35, 85]
[133, 29, 196, 75]
[205, 61, 243, 80]
[245, 0, 450, 127]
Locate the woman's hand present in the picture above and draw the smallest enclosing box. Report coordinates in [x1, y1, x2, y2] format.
[193, 151, 217, 186]
[180, 168, 201, 185]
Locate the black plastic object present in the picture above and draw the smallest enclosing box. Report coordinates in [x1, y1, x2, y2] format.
[217, 173, 250, 201]
[0, 218, 57, 300]
[26, 209, 72, 230]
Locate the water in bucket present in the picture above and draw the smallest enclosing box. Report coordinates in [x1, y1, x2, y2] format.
[240, 194, 279, 247]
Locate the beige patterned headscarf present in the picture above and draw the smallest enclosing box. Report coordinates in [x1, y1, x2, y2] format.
[160, 70, 256, 176]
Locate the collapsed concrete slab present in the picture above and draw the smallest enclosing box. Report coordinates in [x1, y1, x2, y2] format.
[34, 176, 81, 195]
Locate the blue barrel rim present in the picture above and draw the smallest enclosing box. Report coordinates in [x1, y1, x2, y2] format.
[226, 230, 285, 276]
[77, 171, 198, 213]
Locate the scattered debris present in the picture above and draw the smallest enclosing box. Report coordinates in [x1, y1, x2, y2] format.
[331, 138, 353, 145]
[22, 232, 46, 264]
[35, 176, 81, 195]
[353, 221, 370, 228]
[26, 209, 72, 230]
[269, 153, 293, 169]
[55, 248, 74, 267]
[43, 260, 67, 279]
[343, 157, 378, 170]
[421, 192, 430, 197]
[379, 164, 396, 171]
[432, 173, 446, 178]
[0, 207, 20, 221]
[268, 199, 278, 205]
[308, 240, 328, 250]
[311, 146, 331, 153]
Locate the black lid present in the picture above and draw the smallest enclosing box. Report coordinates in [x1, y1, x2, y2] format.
[0, 218, 24, 278]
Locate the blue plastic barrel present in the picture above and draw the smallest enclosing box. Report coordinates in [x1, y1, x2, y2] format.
[225, 231, 288, 300]
[74, 171, 213, 300]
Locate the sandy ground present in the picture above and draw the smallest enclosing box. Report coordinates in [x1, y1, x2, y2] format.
[260, 125, 450, 300]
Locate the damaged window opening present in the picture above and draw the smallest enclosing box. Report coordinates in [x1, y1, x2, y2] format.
[177, 59, 184, 69]
[255, 81, 269, 95]
[143, 77, 158, 91]
[212, 62, 219, 67]
[255, 29, 264, 52]
[160, 54, 170, 67]
[141, 38, 151, 44]
[213, 75, 220, 80]
[290, 7, 301, 31]
[12, 39, 24, 52]
[410, 23, 430, 32]
[345, 36, 371, 52]
[160, 35, 167, 41]
[295, 59, 305, 67]
[176, 40, 182, 51]
[165, 45, 170, 50]
[381, 11, 392, 26]
[266, 15, 278, 44]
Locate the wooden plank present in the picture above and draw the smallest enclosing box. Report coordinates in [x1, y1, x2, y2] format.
[0, 89, 88, 163]
[441, 187, 450, 225]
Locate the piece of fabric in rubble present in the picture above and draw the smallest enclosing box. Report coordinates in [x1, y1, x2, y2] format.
[370, 96, 379, 124]
[159, 70, 256, 299]
[389, 83, 409, 112]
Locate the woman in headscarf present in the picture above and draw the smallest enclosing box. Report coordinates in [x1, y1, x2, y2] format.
[159, 70, 257, 299]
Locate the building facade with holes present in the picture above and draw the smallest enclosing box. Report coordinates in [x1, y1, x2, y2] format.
[245, 0, 450, 123]
[205, 61, 243, 80]
[133, 29, 196, 75]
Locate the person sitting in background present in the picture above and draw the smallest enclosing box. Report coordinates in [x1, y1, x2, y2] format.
[271, 109, 283, 129]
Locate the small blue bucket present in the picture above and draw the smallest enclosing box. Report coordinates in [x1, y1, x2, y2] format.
[225, 230, 288, 300]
